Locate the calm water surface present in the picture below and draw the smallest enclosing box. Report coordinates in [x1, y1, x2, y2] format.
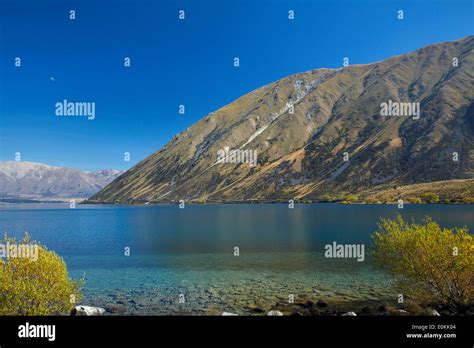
[0, 204, 472, 314]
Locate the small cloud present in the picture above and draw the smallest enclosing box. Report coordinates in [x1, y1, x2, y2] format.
[50, 77, 55, 81]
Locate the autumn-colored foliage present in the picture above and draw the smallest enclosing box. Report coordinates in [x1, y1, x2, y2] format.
[0, 233, 82, 315]
[372, 215, 473, 312]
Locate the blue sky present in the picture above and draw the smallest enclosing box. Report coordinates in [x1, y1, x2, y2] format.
[1, 0, 473, 171]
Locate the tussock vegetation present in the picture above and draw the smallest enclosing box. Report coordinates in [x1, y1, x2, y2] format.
[359, 179, 474, 204]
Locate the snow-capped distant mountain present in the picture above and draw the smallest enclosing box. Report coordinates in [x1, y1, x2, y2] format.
[0, 161, 124, 200]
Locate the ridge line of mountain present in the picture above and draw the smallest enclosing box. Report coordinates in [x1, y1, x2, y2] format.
[88, 35, 474, 204]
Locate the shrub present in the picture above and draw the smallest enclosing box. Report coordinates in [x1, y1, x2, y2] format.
[462, 197, 474, 204]
[365, 197, 380, 204]
[332, 195, 345, 203]
[0, 233, 83, 315]
[406, 197, 422, 204]
[420, 192, 440, 204]
[372, 215, 473, 312]
[377, 195, 392, 204]
[321, 194, 334, 202]
[343, 195, 358, 203]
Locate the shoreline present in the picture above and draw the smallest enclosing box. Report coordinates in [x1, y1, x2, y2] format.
[1, 199, 471, 206]
[89, 295, 465, 316]
[2, 199, 471, 207]
[80, 200, 474, 206]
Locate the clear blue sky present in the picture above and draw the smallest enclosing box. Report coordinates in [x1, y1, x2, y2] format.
[1, 0, 473, 171]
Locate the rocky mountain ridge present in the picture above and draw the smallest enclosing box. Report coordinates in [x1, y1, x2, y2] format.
[90, 36, 474, 203]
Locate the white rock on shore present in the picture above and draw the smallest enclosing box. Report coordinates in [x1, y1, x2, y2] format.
[267, 310, 284, 316]
[72, 305, 106, 316]
[393, 309, 409, 315]
[221, 311, 238, 316]
[341, 311, 357, 316]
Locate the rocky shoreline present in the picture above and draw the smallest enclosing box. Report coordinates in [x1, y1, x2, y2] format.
[73, 299, 470, 316]
[253, 300, 420, 316]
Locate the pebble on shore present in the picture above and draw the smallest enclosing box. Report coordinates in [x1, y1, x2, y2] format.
[71, 305, 106, 316]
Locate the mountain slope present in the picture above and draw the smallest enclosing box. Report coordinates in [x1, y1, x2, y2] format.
[0, 161, 123, 200]
[90, 36, 474, 203]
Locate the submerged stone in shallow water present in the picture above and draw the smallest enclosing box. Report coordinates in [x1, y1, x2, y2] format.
[105, 304, 127, 314]
[316, 300, 328, 307]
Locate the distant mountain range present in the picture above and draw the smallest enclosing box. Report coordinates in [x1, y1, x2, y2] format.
[90, 36, 473, 203]
[0, 161, 123, 201]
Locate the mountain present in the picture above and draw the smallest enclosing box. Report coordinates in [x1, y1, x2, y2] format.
[90, 36, 474, 204]
[0, 161, 123, 200]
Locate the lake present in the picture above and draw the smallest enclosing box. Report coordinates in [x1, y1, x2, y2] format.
[0, 203, 472, 315]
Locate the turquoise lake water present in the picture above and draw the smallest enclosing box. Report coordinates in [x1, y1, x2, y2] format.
[0, 203, 472, 315]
